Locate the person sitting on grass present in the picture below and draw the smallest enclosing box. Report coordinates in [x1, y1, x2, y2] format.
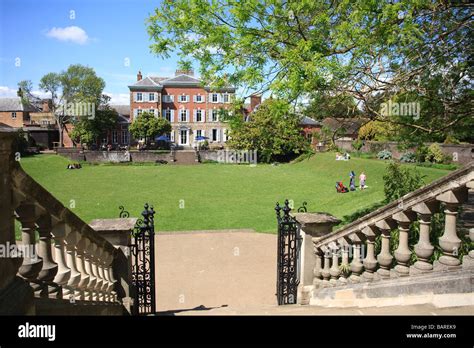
[336, 181, 349, 193]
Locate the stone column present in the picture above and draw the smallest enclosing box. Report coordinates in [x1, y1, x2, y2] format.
[411, 201, 439, 274]
[313, 248, 323, 288]
[0, 128, 34, 315]
[75, 237, 90, 300]
[329, 243, 340, 285]
[337, 238, 350, 284]
[362, 225, 379, 281]
[292, 212, 340, 303]
[376, 219, 397, 279]
[392, 210, 416, 276]
[16, 202, 43, 288]
[321, 246, 331, 287]
[64, 231, 81, 300]
[91, 246, 104, 301]
[36, 214, 58, 297]
[349, 232, 365, 283]
[435, 189, 467, 269]
[51, 223, 71, 297]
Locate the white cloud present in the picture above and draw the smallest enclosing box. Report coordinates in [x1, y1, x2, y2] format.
[105, 92, 130, 105]
[0, 86, 18, 97]
[45, 26, 89, 45]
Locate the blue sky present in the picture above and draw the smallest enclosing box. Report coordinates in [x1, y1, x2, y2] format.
[0, 0, 187, 104]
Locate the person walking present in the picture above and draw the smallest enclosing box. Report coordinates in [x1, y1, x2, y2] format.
[349, 171, 356, 191]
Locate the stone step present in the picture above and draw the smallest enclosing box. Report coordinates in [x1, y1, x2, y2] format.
[172, 151, 199, 165]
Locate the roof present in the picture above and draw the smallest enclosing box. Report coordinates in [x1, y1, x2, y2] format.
[111, 105, 130, 117]
[322, 118, 366, 134]
[129, 73, 235, 92]
[299, 116, 322, 126]
[0, 97, 37, 112]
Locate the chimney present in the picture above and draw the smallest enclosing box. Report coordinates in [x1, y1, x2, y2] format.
[250, 94, 262, 112]
[137, 70, 143, 81]
[175, 69, 194, 76]
[42, 99, 51, 112]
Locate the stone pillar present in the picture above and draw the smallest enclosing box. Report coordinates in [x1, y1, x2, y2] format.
[36, 214, 58, 297]
[337, 238, 350, 284]
[329, 243, 340, 285]
[51, 223, 71, 297]
[392, 210, 416, 276]
[64, 231, 81, 300]
[362, 225, 379, 281]
[91, 246, 103, 300]
[291, 212, 340, 303]
[85, 243, 98, 301]
[411, 201, 439, 274]
[463, 181, 474, 269]
[0, 128, 34, 315]
[16, 202, 43, 288]
[321, 247, 331, 287]
[435, 189, 467, 269]
[313, 248, 323, 288]
[349, 232, 364, 283]
[75, 237, 90, 300]
[376, 219, 397, 279]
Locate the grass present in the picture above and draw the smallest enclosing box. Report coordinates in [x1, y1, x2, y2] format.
[19, 152, 452, 234]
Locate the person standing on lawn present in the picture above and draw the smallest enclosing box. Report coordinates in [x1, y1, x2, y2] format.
[359, 172, 366, 190]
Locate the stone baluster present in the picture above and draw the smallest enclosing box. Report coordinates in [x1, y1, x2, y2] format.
[321, 246, 331, 287]
[411, 201, 439, 274]
[392, 210, 416, 276]
[337, 238, 350, 284]
[64, 231, 81, 300]
[349, 232, 365, 283]
[362, 225, 379, 281]
[93, 246, 105, 300]
[35, 214, 58, 298]
[75, 237, 90, 300]
[84, 242, 97, 300]
[312, 247, 323, 288]
[107, 260, 118, 302]
[329, 243, 340, 285]
[16, 202, 43, 289]
[463, 181, 474, 269]
[102, 252, 112, 301]
[435, 189, 467, 270]
[375, 219, 397, 279]
[51, 223, 71, 297]
[97, 250, 109, 301]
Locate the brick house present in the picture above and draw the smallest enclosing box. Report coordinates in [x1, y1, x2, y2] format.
[128, 70, 236, 148]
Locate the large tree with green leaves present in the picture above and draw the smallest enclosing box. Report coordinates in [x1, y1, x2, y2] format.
[129, 111, 172, 144]
[39, 64, 106, 147]
[226, 98, 308, 162]
[147, 1, 473, 144]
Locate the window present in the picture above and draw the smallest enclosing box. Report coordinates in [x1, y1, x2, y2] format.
[223, 129, 229, 141]
[137, 109, 143, 116]
[150, 109, 155, 116]
[149, 93, 155, 102]
[195, 94, 204, 103]
[163, 109, 172, 122]
[196, 129, 202, 138]
[212, 129, 218, 142]
[180, 109, 187, 122]
[112, 130, 118, 144]
[180, 129, 188, 145]
[122, 131, 129, 144]
[211, 93, 219, 103]
[136, 93, 143, 102]
[179, 95, 188, 103]
[211, 109, 218, 122]
[196, 109, 202, 122]
[11, 112, 16, 119]
[163, 95, 174, 103]
[223, 94, 230, 103]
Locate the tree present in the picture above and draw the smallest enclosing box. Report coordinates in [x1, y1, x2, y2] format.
[70, 103, 118, 146]
[177, 58, 193, 72]
[147, 1, 473, 144]
[226, 98, 308, 162]
[39, 64, 106, 147]
[129, 112, 171, 144]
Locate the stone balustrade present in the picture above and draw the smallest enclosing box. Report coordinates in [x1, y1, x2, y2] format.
[306, 162, 474, 307]
[0, 128, 122, 315]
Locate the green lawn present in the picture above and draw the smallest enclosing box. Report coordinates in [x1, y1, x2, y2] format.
[19, 153, 451, 233]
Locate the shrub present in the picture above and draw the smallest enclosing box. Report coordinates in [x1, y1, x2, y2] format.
[377, 149, 392, 160]
[400, 152, 416, 163]
[415, 144, 428, 162]
[383, 162, 424, 203]
[426, 143, 444, 163]
[352, 139, 363, 151]
[444, 134, 460, 144]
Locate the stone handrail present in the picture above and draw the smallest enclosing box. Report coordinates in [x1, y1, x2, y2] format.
[0, 128, 120, 314]
[305, 161, 474, 306]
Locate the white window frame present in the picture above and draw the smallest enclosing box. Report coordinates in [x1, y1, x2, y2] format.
[211, 109, 218, 122]
[136, 92, 143, 102]
[137, 109, 143, 116]
[163, 109, 171, 122]
[112, 130, 118, 144]
[122, 130, 129, 144]
[149, 93, 155, 102]
[196, 129, 203, 138]
[196, 109, 203, 122]
[196, 94, 203, 103]
[179, 95, 188, 103]
[11, 112, 16, 119]
[163, 95, 174, 103]
[223, 93, 230, 103]
[179, 129, 188, 145]
[180, 109, 187, 122]
[211, 93, 219, 103]
[212, 128, 218, 142]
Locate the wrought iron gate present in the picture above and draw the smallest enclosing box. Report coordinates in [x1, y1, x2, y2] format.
[275, 199, 302, 305]
[120, 204, 156, 315]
